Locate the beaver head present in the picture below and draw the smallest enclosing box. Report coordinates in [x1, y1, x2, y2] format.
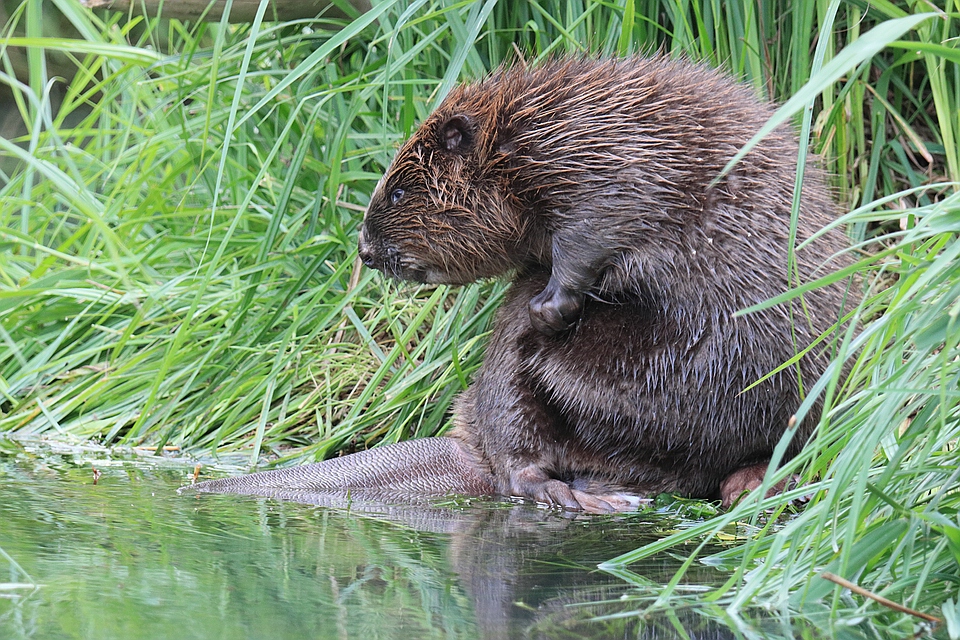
[358, 94, 539, 285]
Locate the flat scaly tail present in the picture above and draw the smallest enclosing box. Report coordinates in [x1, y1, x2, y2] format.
[179, 437, 496, 503]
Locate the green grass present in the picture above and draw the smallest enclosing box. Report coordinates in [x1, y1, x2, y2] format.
[1, 0, 959, 634]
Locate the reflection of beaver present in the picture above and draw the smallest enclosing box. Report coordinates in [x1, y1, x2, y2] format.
[190, 57, 851, 511]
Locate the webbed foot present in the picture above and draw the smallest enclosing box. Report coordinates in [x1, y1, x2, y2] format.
[510, 466, 645, 514]
[720, 462, 799, 508]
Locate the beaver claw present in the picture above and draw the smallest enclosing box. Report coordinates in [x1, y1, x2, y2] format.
[529, 282, 584, 336]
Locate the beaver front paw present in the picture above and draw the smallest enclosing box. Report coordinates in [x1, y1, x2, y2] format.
[529, 282, 584, 336]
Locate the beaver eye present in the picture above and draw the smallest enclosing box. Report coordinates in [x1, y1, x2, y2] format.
[390, 188, 405, 205]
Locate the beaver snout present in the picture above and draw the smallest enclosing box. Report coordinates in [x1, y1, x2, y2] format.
[357, 227, 377, 268]
[357, 226, 408, 280]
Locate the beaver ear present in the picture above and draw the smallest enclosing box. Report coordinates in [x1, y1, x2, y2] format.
[440, 114, 474, 153]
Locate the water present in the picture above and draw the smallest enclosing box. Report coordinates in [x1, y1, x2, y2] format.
[0, 441, 867, 639]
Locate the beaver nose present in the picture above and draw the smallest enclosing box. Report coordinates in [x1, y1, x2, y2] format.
[359, 247, 376, 268]
[357, 228, 376, 267]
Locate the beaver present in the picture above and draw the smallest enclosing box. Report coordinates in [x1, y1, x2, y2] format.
[188, 56, 851, 511]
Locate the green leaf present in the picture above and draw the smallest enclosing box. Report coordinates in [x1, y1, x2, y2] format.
[714, 12, 937, 184]
[794, 520, 909, 605]
[887, 40, 960, 65]
[944, 598, 960, 640]
[1, 37, 163, 65]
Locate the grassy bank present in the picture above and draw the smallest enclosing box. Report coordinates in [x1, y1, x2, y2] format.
[2, 0, 958, 633]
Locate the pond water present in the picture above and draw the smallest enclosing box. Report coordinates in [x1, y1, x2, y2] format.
[1, 440, 875, 639]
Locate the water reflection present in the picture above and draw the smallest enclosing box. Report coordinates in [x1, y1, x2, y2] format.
[0, 452, 865, 639]
[177, 483, 739, 638]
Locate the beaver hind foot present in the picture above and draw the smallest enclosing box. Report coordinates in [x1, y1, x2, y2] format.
[719, 462, 801, 507]
[510, 466, 649, 514]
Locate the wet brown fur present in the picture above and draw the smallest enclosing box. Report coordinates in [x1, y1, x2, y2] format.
[358, 56, 852, 510]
